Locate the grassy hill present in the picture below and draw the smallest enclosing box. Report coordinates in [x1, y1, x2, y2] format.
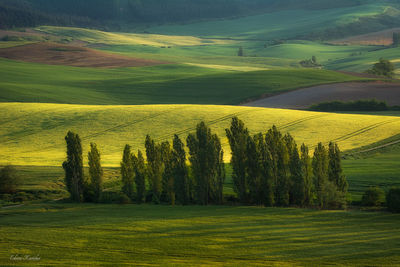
[1, 204, 399, 266]
[2, 103, 400, 166]
[146, 3, 387, 40]
[26, 26, 400, 74]
[0, 0, 370, 31]
[0, 58, 363, 105]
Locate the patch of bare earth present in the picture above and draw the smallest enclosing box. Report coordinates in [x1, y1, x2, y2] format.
[0, 42, 167, 68]
[0, 29, 48, 39]
[330, 28, 400, 46]
[242, 81, 400, 110]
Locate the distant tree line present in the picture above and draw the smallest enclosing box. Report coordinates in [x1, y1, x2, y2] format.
[309, 99, 400, 112]
[0, 0, 364, 30]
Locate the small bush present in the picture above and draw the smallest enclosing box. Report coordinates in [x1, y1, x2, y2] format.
[362, 187, 385, 206]
[100, 191, 128, 204]
[366, 58, 395, 78]
[13, 192, 33, 202]
[386, 187, 400, 213]
[323, 181, 347, 209]
[0, 194, 12, 202]
[119, 193, 131, 204]
[83, 181, 96, 203]
[0, 166, 21, 194]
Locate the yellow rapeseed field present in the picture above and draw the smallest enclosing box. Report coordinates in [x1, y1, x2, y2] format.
[2, 103, 400, 166]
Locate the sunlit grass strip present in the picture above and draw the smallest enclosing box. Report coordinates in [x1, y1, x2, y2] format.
[35, 26, 234, 47]
[2, 103, 400, 166]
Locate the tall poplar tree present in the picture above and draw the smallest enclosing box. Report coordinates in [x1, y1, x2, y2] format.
[254, 133, 274, 206]
[312, 143, 329, 208]
[226, 117, 250, 203]
[328, 142, 348, 193]
[121, 144, 135, 200]
[246, 134, 263, 205]
[266, 126, 290, 206]
[88, 142, 103, 202]
[187, 121, 224, 205]
[285, 134, 303, 206]
[63, 131, 84, 202]
[134, 150, 146, 204]
[172, 134, 191, 205]
[161, 141, 175, 204]
[145, 135, 163, 203]
[300, 144, 313, 206]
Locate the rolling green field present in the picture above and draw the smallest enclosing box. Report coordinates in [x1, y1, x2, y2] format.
[2, 1, 400, 266]
[0, 58, 364, 105]
[26, 26, 400, 74]
[1, 204, 399, 266]
[146, 3, 386, 40]
[2, 103, 400, 166]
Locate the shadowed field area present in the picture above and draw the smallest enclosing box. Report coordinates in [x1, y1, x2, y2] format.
[0, 42, 167, 68]
[0, 58, 363, 105]
[331, 28, 400, 46]
[0, 204, 399, 266]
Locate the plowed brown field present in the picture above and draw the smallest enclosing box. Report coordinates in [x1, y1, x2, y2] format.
[243, 81, 400, 109]
[0, 42, 167, 68]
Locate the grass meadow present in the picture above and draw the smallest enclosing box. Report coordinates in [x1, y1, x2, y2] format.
[0, 204, 399, 266]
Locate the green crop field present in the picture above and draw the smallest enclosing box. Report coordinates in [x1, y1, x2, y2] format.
[0, 58, 364, 105]
[28, 26, 400, 75]
[1, 204, 399, 266]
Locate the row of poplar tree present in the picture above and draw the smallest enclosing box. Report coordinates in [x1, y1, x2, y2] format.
[63, 117, 348, 208]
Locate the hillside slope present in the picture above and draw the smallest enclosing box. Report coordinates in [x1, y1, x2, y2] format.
[2, 103, 400, 166]
[0, 59, 363, 105]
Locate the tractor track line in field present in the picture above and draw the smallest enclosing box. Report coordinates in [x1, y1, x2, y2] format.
[348, 139, 400, 155]
[153, 109, 254, 143]
[311, 119, 399, 149]
[20, 106, 186, 154]
[278, 114, 329, 130]
[332, 120, 397, 143]
[79, 106, 185, 141]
